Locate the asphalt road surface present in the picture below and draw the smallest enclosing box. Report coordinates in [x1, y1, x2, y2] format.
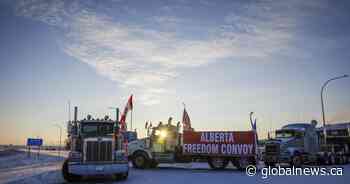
[0, 150, 348, 184]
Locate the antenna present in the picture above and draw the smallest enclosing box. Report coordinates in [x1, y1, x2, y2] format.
[68, 100, 71, 122]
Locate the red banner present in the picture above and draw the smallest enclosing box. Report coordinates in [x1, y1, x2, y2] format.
[182, 131, 256, 156]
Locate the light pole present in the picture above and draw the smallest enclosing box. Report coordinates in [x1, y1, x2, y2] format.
[53, 124, 62, 158]
[321, 74, 348, 145]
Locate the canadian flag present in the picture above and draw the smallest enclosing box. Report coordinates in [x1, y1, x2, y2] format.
[120, 95, 133, 131]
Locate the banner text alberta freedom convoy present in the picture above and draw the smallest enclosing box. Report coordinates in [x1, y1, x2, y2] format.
[182, 131, 255, 156]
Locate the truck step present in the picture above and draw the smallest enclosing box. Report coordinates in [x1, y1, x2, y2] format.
[153, 153, 175, 162]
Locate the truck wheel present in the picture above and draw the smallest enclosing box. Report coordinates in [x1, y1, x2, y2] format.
[291, 155, 303, 167]
[114, 172, 128, 181]
[232, 157, 252, 170]
[343, 155, 348, 164]
[248, 156, 257, 166]
[336, 155, 344, 165]
[62, 159, 82, 182]
[132, 152, 149, 169]
[208, 157, 229, 170]
[323, 155, 330, 165]
[329, 154, 336, 165]
[316, 155, 324, 165]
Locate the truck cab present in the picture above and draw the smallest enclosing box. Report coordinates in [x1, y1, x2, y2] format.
[62, 107, 128, 182]
[128, 122, 188, 168]
[264, 120, 319, 167]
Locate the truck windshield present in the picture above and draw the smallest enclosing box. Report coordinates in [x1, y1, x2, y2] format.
[82, 123, 114, 136]
[276, 130, 296, 138]
[276, 130, 304, 139]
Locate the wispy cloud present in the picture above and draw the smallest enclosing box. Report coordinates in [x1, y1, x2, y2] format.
[15, 0, 315, 105]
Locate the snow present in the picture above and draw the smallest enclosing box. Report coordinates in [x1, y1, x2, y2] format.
[0, 149, 349, 184]
[0, 149, 65, 184]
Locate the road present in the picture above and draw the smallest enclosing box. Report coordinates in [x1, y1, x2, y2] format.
[0, 149, 348, 184]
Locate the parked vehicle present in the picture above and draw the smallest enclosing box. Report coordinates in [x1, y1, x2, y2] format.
[128, 121, 257, 170]
[263, 120, 349, 167]
[62, 107, 129, 182]
[316, 122, 350, 165]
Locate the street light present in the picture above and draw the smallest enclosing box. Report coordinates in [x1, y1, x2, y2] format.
[321, 74, 348, 145]
[53, 124, 62, 158]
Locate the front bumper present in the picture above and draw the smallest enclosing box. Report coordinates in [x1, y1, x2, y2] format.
[68, 162, 129, 176]
[264, 153, 291, 163]
[264, 155, 278, 163]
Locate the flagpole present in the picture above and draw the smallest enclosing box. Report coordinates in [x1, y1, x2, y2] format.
[131, 94, 133, 131]
[182, 102, 185, 131]
[130, 108, 133, 131]
[68, 100, 71, 122]
[250, 112, 258, 165]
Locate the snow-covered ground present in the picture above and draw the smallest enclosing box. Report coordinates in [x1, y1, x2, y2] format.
[0, 149, 348, 184]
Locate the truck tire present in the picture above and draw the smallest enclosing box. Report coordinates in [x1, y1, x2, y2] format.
[336, 155, 344, 165]
[232, 157, 254, 170]
[62, 159, 82, 182]
[329, 154, 336, 165]
[208, 157, 229, 170]
[316, 155, 324, 165]
[291, 155, 303, 167]
[132, 152, 149, 169]
[343, 155, 348, 164]
[323, 154, 330, 165]
[114, 172, 128, 181]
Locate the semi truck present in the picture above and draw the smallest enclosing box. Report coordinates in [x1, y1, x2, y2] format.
[62, 107, 129, 182]
[316, 122, 350, 165]
[128, 121, 257, 170]
[263, 120, 349, 167]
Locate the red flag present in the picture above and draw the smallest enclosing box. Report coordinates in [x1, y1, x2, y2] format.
[119, 95, 133, 154]
[182, 108, 192, 131]
[120, 95, 133, 131]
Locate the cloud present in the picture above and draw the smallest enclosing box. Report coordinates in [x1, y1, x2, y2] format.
[15, 0, 312, 105]
[151, 16, 184, 27]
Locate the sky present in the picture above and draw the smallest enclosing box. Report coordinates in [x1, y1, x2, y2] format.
[0, 0, 350, 145]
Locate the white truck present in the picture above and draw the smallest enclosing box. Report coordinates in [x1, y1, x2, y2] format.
[264, 120, 349, 167]
[62, 107, 129, 182]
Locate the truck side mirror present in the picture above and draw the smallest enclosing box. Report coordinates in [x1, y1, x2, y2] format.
[310, 120, 318, 127]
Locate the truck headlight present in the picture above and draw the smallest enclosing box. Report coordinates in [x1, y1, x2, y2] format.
[155, 130, 168, 139]
[159, 130, 167, 138]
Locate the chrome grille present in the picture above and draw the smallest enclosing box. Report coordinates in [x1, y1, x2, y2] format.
[85, 140, 112, 162]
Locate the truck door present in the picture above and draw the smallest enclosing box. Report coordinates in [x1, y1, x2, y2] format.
[304, 126, 320, 154]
